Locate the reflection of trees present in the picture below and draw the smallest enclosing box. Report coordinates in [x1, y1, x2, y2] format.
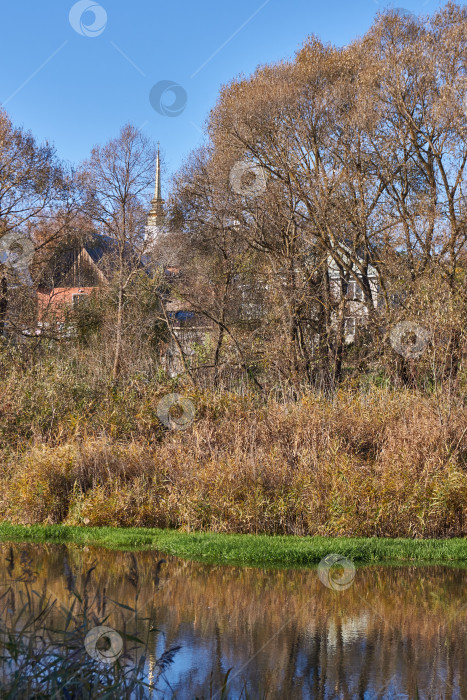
[1, 544, 465, 698]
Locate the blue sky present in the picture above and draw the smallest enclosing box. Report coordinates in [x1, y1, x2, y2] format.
[0, 0, 442, 194]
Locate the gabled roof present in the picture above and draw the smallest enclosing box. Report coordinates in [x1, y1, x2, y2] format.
[84, 234, 119, 265]
[39, 232, 139, 289]
[327, 240, 378, 279]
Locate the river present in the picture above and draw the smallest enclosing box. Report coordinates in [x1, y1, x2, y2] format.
[0, 543, 465, 698]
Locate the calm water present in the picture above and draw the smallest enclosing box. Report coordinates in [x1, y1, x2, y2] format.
[0, 542, 465, 699]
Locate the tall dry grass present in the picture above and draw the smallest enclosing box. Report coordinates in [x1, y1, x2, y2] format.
[1, 381, 465, 538]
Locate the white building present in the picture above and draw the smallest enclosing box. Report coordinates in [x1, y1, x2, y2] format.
[327, 245, 380, 343]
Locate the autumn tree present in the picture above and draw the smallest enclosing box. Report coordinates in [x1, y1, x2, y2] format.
[81, 124, 157, 379]
[168, 3, 467, 391]
[0, 108, 75, 336]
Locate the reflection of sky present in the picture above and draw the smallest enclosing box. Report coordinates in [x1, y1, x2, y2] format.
[153, 620, 256, 697]
[147, 606, 465, 698]
[157, 635, 215, 695]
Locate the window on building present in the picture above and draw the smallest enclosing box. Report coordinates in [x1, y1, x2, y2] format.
[347, 280, 364, 301]
[72, 293, 88, 309]
[344, 317, 356, 338]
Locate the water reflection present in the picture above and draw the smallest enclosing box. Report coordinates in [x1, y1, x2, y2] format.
[0, 543, 465, 699]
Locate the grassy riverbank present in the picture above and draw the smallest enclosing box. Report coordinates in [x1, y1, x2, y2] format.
[0, 523, 466, 567]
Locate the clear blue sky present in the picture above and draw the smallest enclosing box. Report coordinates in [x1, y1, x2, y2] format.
[1, 0, 441, 195]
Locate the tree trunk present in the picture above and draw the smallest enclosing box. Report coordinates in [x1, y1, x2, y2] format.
[0, 276, 7, 336]
[112, 284, 124, 381]
[213, 324, 225, 388]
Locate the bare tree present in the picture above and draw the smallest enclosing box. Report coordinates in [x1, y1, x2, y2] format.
[81, 124, 156, 379]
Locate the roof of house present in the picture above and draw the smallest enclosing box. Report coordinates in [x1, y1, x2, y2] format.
[84, 234, 119, 265]
[327, 240, 378, 279]
[39, 232, 141, 288]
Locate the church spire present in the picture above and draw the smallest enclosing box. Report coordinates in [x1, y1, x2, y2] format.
[146, 143, 165, 238]
[154, 143, 162, 201]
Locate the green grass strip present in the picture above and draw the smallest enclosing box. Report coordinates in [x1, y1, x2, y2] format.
[0, 523, 465, 569]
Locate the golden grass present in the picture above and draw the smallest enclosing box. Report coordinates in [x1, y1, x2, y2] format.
[1, 387, 465, 537]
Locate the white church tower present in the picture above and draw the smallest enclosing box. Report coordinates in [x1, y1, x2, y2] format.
[145, 144, 165, 242]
